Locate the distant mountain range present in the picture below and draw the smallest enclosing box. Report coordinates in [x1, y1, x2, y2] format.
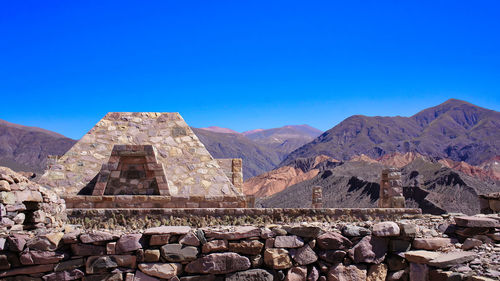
[0, 119, 76, 173]
[281, 99, 500, 166]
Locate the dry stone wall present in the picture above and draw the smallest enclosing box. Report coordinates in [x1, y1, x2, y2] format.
[1, 215, 499, 280]
[39, 112, 240, 197]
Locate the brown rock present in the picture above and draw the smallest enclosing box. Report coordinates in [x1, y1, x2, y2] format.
[144, 226, 191, 235]
[455, 216, 500, 228]
[179, 232, 200, 246]
[264, 248, 292, 269]
[144, 250, 160, 262]
[7, 234, 28, 252]
[161, 244, 198, 262]
[367, 264, 388, 281]
[0, 254, 10, 270]
[228, 240, 264, 255]
[226, 269, 273, 281]
[185, 252, 250, 274]
[428, 251, 477, 268]
[116, 234, 142, 253]
[20, 250, 65, 265]
[285, 266, 308, 281]
[80, 231, 115, 243]
[462, 238, 482, 250]
[348, 236, 388, 264]
[134, 270, 161, 281]
[54, 258, 85, 272]
[0, 264, 55, 277]
[317, 232, 352, 250]
[412, 238, 455, 250]
[71, 243, 106, 256]
[274, 235, 304, 248]
[42, 269, 84, 281]
[404, 250, 441, 264]
[202, 240, 228, 253]
[410, 263, 429, 281]
[290, 245, 318, 265]
[327, 264, 367, 281]
[203, 226, 260, 240]
[318, 250, 346, 263]
[149, 234, 170, 246]
[372, 222, 400, 237]
[138, 263, 182, 279]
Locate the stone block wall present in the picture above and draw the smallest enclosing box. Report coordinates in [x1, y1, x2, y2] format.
[479, 192, 500, 214]
[1, 215, 499, 280]
[216, 159, 243, 193]
[379, 168, 405, 208]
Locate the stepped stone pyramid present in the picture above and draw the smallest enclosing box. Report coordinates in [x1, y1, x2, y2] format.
[40, 112, 241, 198]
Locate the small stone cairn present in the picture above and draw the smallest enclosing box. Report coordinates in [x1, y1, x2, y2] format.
[311, 186, 323, 209]
[379, 168, 405, 208]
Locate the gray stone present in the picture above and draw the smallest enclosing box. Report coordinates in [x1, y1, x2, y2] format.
[342, 225, 371, 237]
[428, 251, 477, 268]
[274, 235, 304, 248]
[161, 243, 198, 262]
[327, 264, 367, 281]
[317, 232, 352, 250]
[226, 269, 273, 281]
[348, 236, 388, 264]
[410, 263, 429, 281]
[318, 250, 346, 264]
[185, 252, 250, 274]
[138, 263, 182, 279]
[289, 245, 318, 265]
[285, 226, 323, 238]
[455, 216, 500, 228]
[372, 222, 400, 237]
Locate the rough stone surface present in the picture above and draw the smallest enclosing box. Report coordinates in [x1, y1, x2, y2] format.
[263, 248, 292, 269]
[228, 240, 264, 255]
[116, 234, 142, 253]
[428, 251, 477, 268]
[226, 269, 273, 281]
[274, 235, 304, 248]
[348, 236, 388, 264]
[372, 222, 400, 237]
[412, 238, 454, 251]
[317, 232, 352, 250]
[410, 263, 429, 281]
[404, 250, 441, 264]
[161, 244, 198, 262]
[202, 240, 228, 253]
[285, 266, 307, 281]
[327, 264, 367, 281]
[367, 264, 388, 281]
[455, 216, 500, 228]
[185, 252, 250, 274]
[138, 263, 182, 279]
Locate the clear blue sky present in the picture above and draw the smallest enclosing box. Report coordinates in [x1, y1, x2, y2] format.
[1, 1, 499, 139]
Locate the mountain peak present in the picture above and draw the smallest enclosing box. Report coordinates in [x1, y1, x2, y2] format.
[199, 126, 240, 134]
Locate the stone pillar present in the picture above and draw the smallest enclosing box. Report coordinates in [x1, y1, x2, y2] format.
[312, 186, 323, 208]
[379, 168, 405, 208]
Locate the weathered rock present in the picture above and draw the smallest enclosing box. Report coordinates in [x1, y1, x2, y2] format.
[348, 236, 388, 264]
[462, 238, 482, 250]
[249, 254, 263, 268]
[138, 263, 182, 279]
[0, 192, 16, 205]
[179, 232, 200, 246]
[285, 266, 307, 281]
[179, 275, 216, 281]
[185, 252, 250, 274]
[404, 250, 441, 264]
[71, 243, 106, 256]
[342, 225, 371, 237]
[372, 222, 400, 237]
[413, 238, 454, 251]
[144, 226, 191, 235]
[428, 251, 477, 268]
[0, 264, 55, 277]
[149, 234, 171, 246]
[161, 244, 198, 262]
[226, 269, 273, 281]
[83, 273, 124, 281]
[327, 264, 367, 281]
[42, 269, 84, 281]
[228, 240, 264, 255]
[0, 180, 10, 191]
[264, 248, 292, 269]
[203, 226, 260, 240]
[62, 230, 81, 244]
[202, 240, 228, 253]
[318, 250, 346, 264]
[455, 216, 500, 228]
[274, 235, 304, 248]
[13, 213, 25, 224]
[86, 256, 117, 274]
[308, 266, 320, 281]
[20, 250, 65, 265]
[367, 264, 388, 281]
[144, 250, 160, 262]
[386, 269, 408, 281]
[54, 258, 85, 272]
[285, 226, 323, 238]
[317, 232, 352, 250]
[429, 269, 464, 281]
[0, 237, 5, 251]
[260, 228, 275, 239]
[116, 234, 142, 253]
[290, 245, 318, 265]
[80, 231, 115, 243]
[7, 234, 28, 252]
[410, 263, 429, 281]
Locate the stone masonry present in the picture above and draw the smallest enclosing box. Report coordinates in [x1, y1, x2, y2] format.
[379, 168, 405, 208]
[40, 112, 241, 198]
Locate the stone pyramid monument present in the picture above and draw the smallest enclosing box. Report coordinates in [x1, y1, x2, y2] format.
[40, 112, 242, 199]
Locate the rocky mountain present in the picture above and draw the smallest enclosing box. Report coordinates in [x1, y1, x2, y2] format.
[281, 99, 500, 166]
[258, 156, 499, 215]
[0, 119, 76, 173]
[191, 128, 284, 179]
[243, 125, 322, 156]
[199, 126, 240, 134]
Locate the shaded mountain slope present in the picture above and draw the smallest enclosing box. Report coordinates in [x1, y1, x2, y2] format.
[192, 128, 284, 179]
[0, 119, 76, 173]
[282, 99, 500, 166]
[259, 157, 499, 214]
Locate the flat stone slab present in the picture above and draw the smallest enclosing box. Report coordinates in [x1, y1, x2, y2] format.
[404, 250, 441, 264]
[428, 251, 477, 268]
[144, 226, 191, 235]
[454, 216, 500, 228]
